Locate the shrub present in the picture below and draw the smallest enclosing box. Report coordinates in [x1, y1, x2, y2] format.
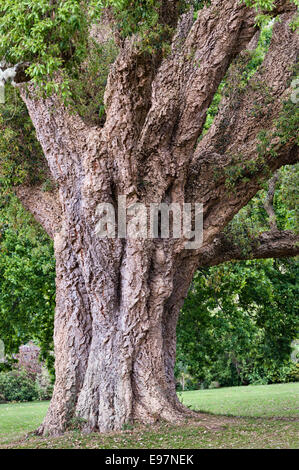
[283, 363, 299, 383]
[0, 370, 39, 402]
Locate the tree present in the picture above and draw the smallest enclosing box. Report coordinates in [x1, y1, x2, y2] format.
[0, 0, 298, 435]
[0, 195, 55, 373]
[177, 257, 299, 388]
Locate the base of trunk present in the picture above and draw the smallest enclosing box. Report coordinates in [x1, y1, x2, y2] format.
[37, 396, 199, 437]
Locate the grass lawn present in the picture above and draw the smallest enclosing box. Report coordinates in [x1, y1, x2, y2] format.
[0, 401, 49, 445]
[179, 382, 299, 418]
[0, 382, 298, 449]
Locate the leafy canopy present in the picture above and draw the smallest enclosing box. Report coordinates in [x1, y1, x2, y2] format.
[176, 256, 299, 388]
[1, 1, 296, 96]
[0, 0, 176, 98]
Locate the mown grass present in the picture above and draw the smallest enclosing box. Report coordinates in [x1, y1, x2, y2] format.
[0, 401, 49, 445]
[179, 382, 299, 418]
[0, 382, 298, 449]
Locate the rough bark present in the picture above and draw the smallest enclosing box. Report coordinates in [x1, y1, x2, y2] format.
[38, 230, 92, 435]
[8, 1, 298, 434]
[188, 9, 299, 247]
[15, 185, 61, 238]
[199, 230, 299, 267]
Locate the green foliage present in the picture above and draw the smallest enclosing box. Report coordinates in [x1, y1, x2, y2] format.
[91, 0, 210, 39]
[0, 84, 45, 187]
[0, 370, 39, 402]
[0, 1, 213, 171]
[225, 163, 299, 281]
[97, 0, 162, 38]
[0, 366, 52, 402]
[176, 257, 299, 389]
[0, 0, 89, 98]
[201, 21, 273, 139]
[223, 195, 267, 257]
[251, 94, 299, 169]
[243, 0, 275, 8]
[0, 2, 94, 109]
[275, 98, 299, 147]
[243, 0, 299, 28]
[69, 39, 118, 125]
[0, 195, 55, 374]
[274, 165, 299, 231]
[0, 0, 296, 120]
[203, 21, 297, 193]
[223, 153, 269, 192]
[288, 363, 299, 381]
[0, 0, 178, 102]
[191, 1, 211, 19]
[178, 167, 299, 388]
[0, 46, 117, 186]
[225, 25, 273, 96]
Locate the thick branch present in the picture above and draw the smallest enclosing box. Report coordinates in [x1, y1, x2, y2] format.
[139, 0, 257, 157]
[102, 3, 182, 196]
[17, 82, 100, 186]
[187, 10, 299, 245]
[199, 230, 299, 267]
[15, 185, 61, 238]
[173, 0, 257, 148]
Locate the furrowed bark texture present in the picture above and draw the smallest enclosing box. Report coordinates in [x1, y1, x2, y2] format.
[199, 230, 299, 267]
[38, 230, 92, 435]
[13, 0, 298, 435]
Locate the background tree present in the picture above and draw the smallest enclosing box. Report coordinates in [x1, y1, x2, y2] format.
[0, 0, 298, 435]
[0, 195, 55, 373]
[177, 257, 299, 388]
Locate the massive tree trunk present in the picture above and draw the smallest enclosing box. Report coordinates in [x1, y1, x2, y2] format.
[43, 234, 198, 434]
[10, 0, 299, 435]
[75, 241, 196, 433]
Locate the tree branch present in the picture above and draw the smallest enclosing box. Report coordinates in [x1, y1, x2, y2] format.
[139, 0, 257, 156]
[102, 2, 183, 196]
[187, 10, 299, 245]
[199, 230, 299, 267]
[173, 0, 257, 148]
[17, 84, 95, 184]
[15, 185, 61, 238]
